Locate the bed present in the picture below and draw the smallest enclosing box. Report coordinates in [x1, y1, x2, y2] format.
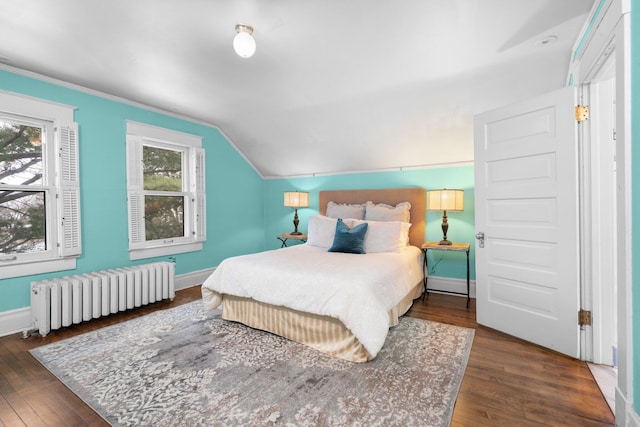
[201, 188, 425, 362]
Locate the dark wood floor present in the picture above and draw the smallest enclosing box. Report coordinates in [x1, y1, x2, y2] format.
[407, 296, 614, 426]
[1, 287, 614, 426]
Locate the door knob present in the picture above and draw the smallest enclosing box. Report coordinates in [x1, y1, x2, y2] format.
[475, 232, 485, 248]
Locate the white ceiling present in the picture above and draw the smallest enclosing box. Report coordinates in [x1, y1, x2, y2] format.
[0, 0, 594, 178]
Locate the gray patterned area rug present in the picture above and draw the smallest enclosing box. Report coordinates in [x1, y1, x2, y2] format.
[30, 300, 474, 427]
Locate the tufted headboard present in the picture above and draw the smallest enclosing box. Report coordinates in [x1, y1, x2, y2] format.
[318, 188, 425, 248]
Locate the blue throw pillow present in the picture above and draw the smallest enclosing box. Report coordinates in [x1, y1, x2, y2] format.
[328, 219, 368, 254]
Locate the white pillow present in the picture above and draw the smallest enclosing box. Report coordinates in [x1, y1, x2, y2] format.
[326, 201, 365, 220]
[364, 201, 411, 223]
[306, 215, 339, 248]
[351, 219, 412, 253]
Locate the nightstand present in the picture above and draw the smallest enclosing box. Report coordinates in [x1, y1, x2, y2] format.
[422, 242, 471, 308]
[277, 233, 307, 248]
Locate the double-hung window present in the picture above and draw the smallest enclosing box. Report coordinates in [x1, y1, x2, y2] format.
[0, 92, 80, 279]
[126, 121, 205, 260]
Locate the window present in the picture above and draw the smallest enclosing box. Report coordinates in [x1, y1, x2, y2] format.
[126, 121, 205, 260]
[0, 92, 80, 279]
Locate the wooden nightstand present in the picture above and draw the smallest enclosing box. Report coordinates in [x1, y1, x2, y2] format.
[277, 233, 307, 248]
[421, 242, 471, 308]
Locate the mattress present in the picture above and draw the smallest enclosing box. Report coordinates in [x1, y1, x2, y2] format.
[202, 244, 424, 361]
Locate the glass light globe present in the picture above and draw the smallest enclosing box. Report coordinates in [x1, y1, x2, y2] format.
[233, 32, 256, 58]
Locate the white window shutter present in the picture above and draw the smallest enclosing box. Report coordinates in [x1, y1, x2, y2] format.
[128, 192, 145, 248]
[127, 136, 146, 249]
[126, 136, 144, 190]
[60, 187, 81, 256]
[194, 194, 206, 242]
[57, 123, 82, 257]
[59, 124, 79, 186]
[193, 147, 206, 242]
[193, 147, 205, 193]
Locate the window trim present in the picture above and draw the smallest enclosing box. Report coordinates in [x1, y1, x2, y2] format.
[0, 92, 80, 279]
[125, 121, 205, 260]
[0, 114, 55, 263]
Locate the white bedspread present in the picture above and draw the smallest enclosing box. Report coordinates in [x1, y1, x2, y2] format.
[201, 244, 423, 358]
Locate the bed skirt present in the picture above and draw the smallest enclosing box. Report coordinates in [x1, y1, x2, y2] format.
[221, 280, 423, 363]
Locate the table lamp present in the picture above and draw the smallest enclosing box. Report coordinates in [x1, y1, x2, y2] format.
[283, 191, 309, 235]
[427, 189, 464, 245]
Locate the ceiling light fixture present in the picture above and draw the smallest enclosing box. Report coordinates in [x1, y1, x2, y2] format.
[234, 24, 256, 58]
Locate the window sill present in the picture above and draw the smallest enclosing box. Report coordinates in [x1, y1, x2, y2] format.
[0, 257, 77, 279]
[129, 242, 203, 261]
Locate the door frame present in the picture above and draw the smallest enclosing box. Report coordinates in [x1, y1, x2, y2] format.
[567, 0, 633, 423]
[581, 75, 616, 366]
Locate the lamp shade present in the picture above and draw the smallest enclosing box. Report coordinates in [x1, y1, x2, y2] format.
[427, 189, 464, 211]
[283, 191, 309, 208]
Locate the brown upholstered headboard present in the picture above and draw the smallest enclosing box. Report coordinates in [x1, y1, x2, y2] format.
[319, 188, 425, 248]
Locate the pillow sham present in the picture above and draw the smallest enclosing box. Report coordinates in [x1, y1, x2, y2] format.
[306, 215, 339, 248]
[351, 219, 412, 253]
[364, 201, 411, 223]
[328, 219, 368, 254]
[326, 201, 365, 220]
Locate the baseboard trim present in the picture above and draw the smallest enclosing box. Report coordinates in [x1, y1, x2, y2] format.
[0, 267, 216, 337]
[616, 385, 640, 427]
[627, 402, 640, 427]
[425, 275, 476, 298]
[0, 307, 31, 338]
[175, 266, 215, 291]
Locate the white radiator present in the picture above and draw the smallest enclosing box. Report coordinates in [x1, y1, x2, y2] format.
[29, 262, 175, 337]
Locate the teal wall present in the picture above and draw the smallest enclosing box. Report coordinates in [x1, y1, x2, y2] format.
[263, 166, 476, 281]
[0, 69, 475, 318]
[0, 69, 264, 313]
[631, 0, 640, 413]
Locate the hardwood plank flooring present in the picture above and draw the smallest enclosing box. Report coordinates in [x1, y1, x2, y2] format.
[0, 287, 614, 426]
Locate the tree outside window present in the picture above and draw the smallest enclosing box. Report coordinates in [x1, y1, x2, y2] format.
[0, 120, 47, 255]
[143, 146, 185, 241]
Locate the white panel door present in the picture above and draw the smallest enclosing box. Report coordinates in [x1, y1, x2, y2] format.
[474, 87, 580, 358]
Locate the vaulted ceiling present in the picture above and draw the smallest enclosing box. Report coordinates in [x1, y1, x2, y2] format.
[0, 0, 594, 178]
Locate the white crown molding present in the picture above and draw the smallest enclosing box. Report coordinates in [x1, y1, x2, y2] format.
[263, 160, 475, 180]
[0, 64, 264, 179]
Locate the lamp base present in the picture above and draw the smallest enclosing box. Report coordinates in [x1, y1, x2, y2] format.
[439, 211, 452, 246]
[290, 208, 301, 235]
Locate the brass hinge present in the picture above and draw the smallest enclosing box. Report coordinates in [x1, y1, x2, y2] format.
[575, 105, 590, 122]
[578, 309, 592, 326]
